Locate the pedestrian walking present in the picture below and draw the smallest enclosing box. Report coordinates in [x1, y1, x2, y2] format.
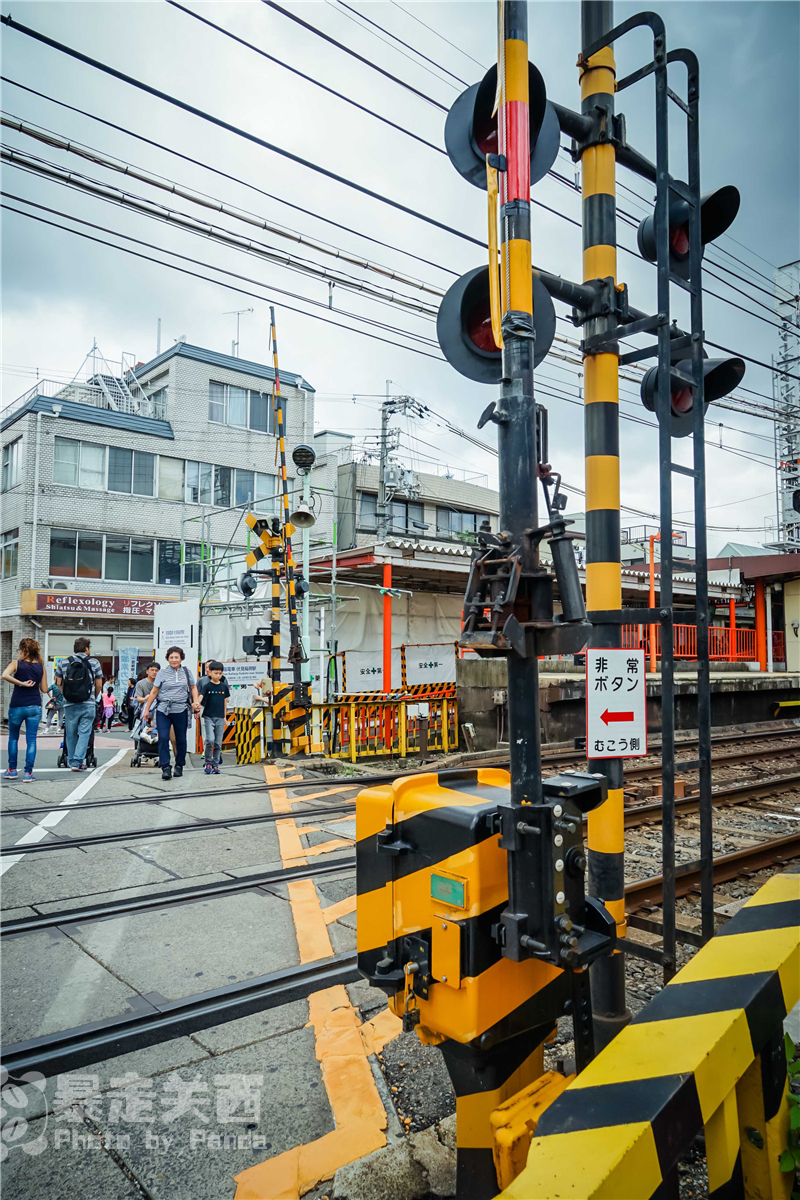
[54, 636, 103, 771]
[122, 677, 137, 731]
[101, 686, 115, 730]
[2, 637, 48, 781]
[141, 647, 201, 780]
[47, 680, 66, 731]
[197, 660, 230, 775]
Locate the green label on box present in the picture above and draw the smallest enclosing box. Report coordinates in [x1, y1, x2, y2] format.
[431, 873, 465, 908]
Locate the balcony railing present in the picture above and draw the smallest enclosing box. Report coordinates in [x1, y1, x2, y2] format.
[2, 378, 168, 422]
[622, 624, 760, 661]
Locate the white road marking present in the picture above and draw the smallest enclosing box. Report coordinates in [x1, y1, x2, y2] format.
[0, 748, 128, 876]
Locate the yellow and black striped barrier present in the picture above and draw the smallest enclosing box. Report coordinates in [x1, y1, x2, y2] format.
[234, 707, 263, 765]
[496, 864, 800, 1198]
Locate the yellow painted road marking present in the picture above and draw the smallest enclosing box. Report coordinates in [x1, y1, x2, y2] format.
[233, 766, 400, 1199]
[324, 896, 357, 925]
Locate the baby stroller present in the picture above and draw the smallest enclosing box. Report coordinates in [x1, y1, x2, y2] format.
[57, 723, 98, 769]
[130, 716, 161, 768]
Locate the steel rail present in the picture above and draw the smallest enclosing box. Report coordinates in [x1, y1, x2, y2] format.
[623, 829, 800, 912]
[1, 855, 357, 937]
[0, 800, 359, 856]
[4, 726, 799, 820]
[0, 951, 361, 1079]
[623, 770, 800, 828]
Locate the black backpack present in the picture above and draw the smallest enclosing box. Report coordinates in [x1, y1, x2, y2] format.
[61, 655, 94, 703]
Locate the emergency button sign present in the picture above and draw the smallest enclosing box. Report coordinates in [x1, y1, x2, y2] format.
[585, 648, 647, 758]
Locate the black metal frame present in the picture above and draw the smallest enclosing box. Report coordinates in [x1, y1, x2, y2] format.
[581, 13, 714, 977]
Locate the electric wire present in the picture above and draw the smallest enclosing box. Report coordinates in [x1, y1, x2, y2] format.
[389, 0, 488, 72]
[260, 0, 448, 111]
[165, 0, 446, 155]
[326, 0, 465, 89]
[0, 21, 485, 248]
[0, 77, 459, 278]
[1, 200, 447, 361]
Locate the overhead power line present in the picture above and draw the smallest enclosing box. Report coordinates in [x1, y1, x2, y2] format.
[260, 0, 448, 111]
[2, 197, 446, 360]
[389, 0, 488, 71]
[164, 0, 445, 156]
[1, 76, 458, 277]
[0, 15, 484, 250]
[330, 0, 469, 87]
[2, 144, 441, 320]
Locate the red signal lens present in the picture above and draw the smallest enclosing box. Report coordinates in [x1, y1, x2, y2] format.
[466, 306, 498, 352]
[670, 223, 690, 257]
[671, 387, 693, 414]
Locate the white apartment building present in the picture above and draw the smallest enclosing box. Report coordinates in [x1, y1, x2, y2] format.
[0, 341, 323, 696]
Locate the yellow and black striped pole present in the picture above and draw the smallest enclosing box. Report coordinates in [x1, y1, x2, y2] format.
[269, 306, 311, 755]
[579, 0, 629, 1046]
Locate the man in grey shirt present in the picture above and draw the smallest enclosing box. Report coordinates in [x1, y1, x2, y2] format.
[141, 647, 200, 780]
[134, 662, 160, 713]
[54, 636, 103, 771]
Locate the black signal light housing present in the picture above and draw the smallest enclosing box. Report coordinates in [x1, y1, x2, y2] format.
[436, 266, 556, 384]
[637, 184, 740, 281]
[641, 352, 745, 438]
[445, 63, 560, 190]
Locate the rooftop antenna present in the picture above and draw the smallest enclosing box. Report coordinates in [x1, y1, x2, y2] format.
[224, 307, 253, 357]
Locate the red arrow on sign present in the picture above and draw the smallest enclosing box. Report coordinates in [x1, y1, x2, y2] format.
[601, 709, 634, 726]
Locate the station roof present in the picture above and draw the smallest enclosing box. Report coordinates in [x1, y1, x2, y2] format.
[707, 552, 800, 582]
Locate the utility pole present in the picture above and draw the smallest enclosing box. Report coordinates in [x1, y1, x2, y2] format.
[377, 380, 391, 541]
[579, 0, 630, 1047]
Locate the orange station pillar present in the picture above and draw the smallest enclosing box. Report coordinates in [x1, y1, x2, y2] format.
[729, 597, 736, 662]
[383, 563, 392, 694]
[755, 580, 767, 672]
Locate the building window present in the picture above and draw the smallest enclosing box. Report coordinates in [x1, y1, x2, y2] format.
[53, 437, 106, 490]
[389, 499, 425, 535]
[234, 469, 278, 513]
[1, 439, 21, 492]
[1, 529, 19, 579]
[436, 508, 489, 541]
[49, 530, 155, 582]
[186, 460, 213, 505]
[214, 465, 231, 508]
[108, 447, 155, 496]
[359, 492, 377, 531]
[208, 381, 274, 434]
[49, 529, 77, 577]
[158, 456, 184, 501]
[157, 540, 182, 585]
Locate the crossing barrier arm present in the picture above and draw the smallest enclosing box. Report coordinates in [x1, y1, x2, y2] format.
[496, 864, 800, 1199]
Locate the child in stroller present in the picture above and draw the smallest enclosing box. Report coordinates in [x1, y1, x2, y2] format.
[130, 708, 161, 767]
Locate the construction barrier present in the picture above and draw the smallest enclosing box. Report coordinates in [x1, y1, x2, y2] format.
[234, 707, 264, 765]
[496, 863, 800, 1199]
[318, 695, 458, 762]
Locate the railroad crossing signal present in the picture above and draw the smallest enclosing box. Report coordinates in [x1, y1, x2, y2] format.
[640, 347, 745, 438]
[444, 62, 559, 189]
[436, 55, 558, 384]
[242, 627, 273, 656]
[244, 511, 282, 569]
[637, 184, 740, 281]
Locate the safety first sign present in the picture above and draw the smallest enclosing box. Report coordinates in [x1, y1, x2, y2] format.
[585, 648, 647, 758]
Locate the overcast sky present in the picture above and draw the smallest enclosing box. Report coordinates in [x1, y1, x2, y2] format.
[2, 0, 798, 554]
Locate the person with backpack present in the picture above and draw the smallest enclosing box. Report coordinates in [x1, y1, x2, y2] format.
[2, 637, 48, 781]
[54, 636, 103, 771]
[141, 646, 201, 780]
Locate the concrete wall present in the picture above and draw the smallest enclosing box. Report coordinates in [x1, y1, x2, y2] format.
[784, 579, 800, 673]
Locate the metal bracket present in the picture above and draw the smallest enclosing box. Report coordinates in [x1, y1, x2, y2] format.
[571, 278, 630, 328]
[402, 934, 432, 1001]
[376, 821, 411, 857]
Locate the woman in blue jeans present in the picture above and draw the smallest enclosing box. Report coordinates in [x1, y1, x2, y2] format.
[2, 637, 48, 781]
[141, 646, 201, 781]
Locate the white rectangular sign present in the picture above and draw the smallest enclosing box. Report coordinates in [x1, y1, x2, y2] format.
[585, 648, 647, 758]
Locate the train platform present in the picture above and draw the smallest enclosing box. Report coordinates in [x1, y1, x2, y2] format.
[2, 728, 800, 1200]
